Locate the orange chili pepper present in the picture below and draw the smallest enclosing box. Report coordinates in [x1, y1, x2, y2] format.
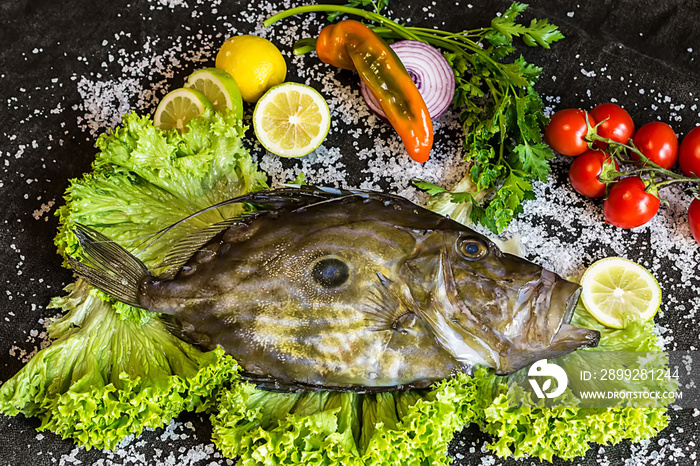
[316, 20, 433, 163]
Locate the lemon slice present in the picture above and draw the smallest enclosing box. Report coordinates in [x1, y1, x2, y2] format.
[580, 257, 662, 329]
[253, 83, 330, 158]
[185, 68, 243, 118]
[154, 88, 213, 132]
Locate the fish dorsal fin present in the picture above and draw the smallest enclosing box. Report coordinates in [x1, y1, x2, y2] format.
[155, 214, 258, 279]
[253, 185, 358, 209]
[142, 187, 347, 277]
[143, 186, 377, 278]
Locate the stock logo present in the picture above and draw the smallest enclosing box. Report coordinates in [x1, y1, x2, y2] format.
[528, 359, 568, 399]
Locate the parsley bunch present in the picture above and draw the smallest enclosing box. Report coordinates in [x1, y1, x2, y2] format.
[265, 3, 563, 233]
[407, 3, 564, 233]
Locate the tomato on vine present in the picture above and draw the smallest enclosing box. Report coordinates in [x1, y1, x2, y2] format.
[603, 177, 660, 229]
[544, 109, 595, 156]
[632, 122, 678, 169]
[689, 198, 700, 245]
[679, 126, 700, 177]
[589, 103, 634, 149]
[569, 150, 618, 198]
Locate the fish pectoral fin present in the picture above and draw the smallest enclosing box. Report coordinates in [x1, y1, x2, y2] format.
[416, 302, 496, 369]
[362, 272, 412, 331]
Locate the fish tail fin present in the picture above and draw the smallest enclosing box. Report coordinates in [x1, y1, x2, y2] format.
[68, 224, 151, 308]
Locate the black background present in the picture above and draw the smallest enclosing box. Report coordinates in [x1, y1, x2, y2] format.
[1, 0, 699, 465]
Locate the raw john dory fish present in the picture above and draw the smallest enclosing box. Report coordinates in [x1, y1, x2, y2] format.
[70, 186, 599, 391]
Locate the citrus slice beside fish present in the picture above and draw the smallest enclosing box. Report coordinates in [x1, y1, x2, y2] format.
[580, 257, 661, 329]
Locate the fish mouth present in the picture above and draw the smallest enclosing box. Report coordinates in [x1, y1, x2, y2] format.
[537, 271, 600, 357]
[550, 276, 582, 326]
[511, 269, 582, 335]
[496, 269, 597, 375]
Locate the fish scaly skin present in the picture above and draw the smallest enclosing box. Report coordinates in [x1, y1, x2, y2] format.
[73, 187, 599, 392]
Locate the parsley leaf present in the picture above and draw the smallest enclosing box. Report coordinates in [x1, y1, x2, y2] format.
[488, 2, 564, 49]
[521, 18, 566, 49]
[488, 2, 529, 42]
[412, 180, 450, 197]
[513, 142, 553, 181]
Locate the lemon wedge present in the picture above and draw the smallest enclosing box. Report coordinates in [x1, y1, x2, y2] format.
[185, 68, 243, 118]
[154, 88, 213, 132]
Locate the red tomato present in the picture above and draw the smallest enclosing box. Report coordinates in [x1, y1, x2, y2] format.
[631, 122, 678, 169]
[544, 109, 595, 157]
[690, 198, 700, 245]
[679, 126, 700, 176]
[569, 150, 619, 198]
[603, 177, 660, 229]
[589, 103, 635, 149]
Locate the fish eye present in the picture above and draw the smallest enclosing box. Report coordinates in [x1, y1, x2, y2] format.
[312, 258, 350, 288]
[457, 237, 488, 260]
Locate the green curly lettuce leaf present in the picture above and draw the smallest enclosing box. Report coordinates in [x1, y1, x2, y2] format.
[0, 280, 239, 449]
[0, 109, 266, 449]
[211, 372, 483, 466]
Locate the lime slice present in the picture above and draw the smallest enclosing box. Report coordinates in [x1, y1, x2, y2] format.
[154, 88, 213, 132]
[580, 257, 662, 329]
[185, 68, 243, 118]
[253, 83, 331, 158]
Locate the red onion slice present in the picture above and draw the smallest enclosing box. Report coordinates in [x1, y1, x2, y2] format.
[359, 40, 455, 121]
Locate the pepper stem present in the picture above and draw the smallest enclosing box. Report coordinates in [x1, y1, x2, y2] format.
[293, 38, 317, 56]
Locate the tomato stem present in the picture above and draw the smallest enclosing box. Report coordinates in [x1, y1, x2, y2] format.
[584, 118, 700, 192]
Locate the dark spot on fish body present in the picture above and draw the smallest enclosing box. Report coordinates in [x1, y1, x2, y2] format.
[192, 244, 219, 264]
[217, 243, 231, 258]
[179, 265, 197, 277]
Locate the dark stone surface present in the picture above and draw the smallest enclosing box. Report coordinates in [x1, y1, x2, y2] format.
[0, 0, 698, 465]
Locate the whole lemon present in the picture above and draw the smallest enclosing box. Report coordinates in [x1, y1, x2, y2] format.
[215, 35, 287, 103]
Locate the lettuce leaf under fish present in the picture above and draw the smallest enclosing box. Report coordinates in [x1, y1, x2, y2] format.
[211, 372, 483, 466]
